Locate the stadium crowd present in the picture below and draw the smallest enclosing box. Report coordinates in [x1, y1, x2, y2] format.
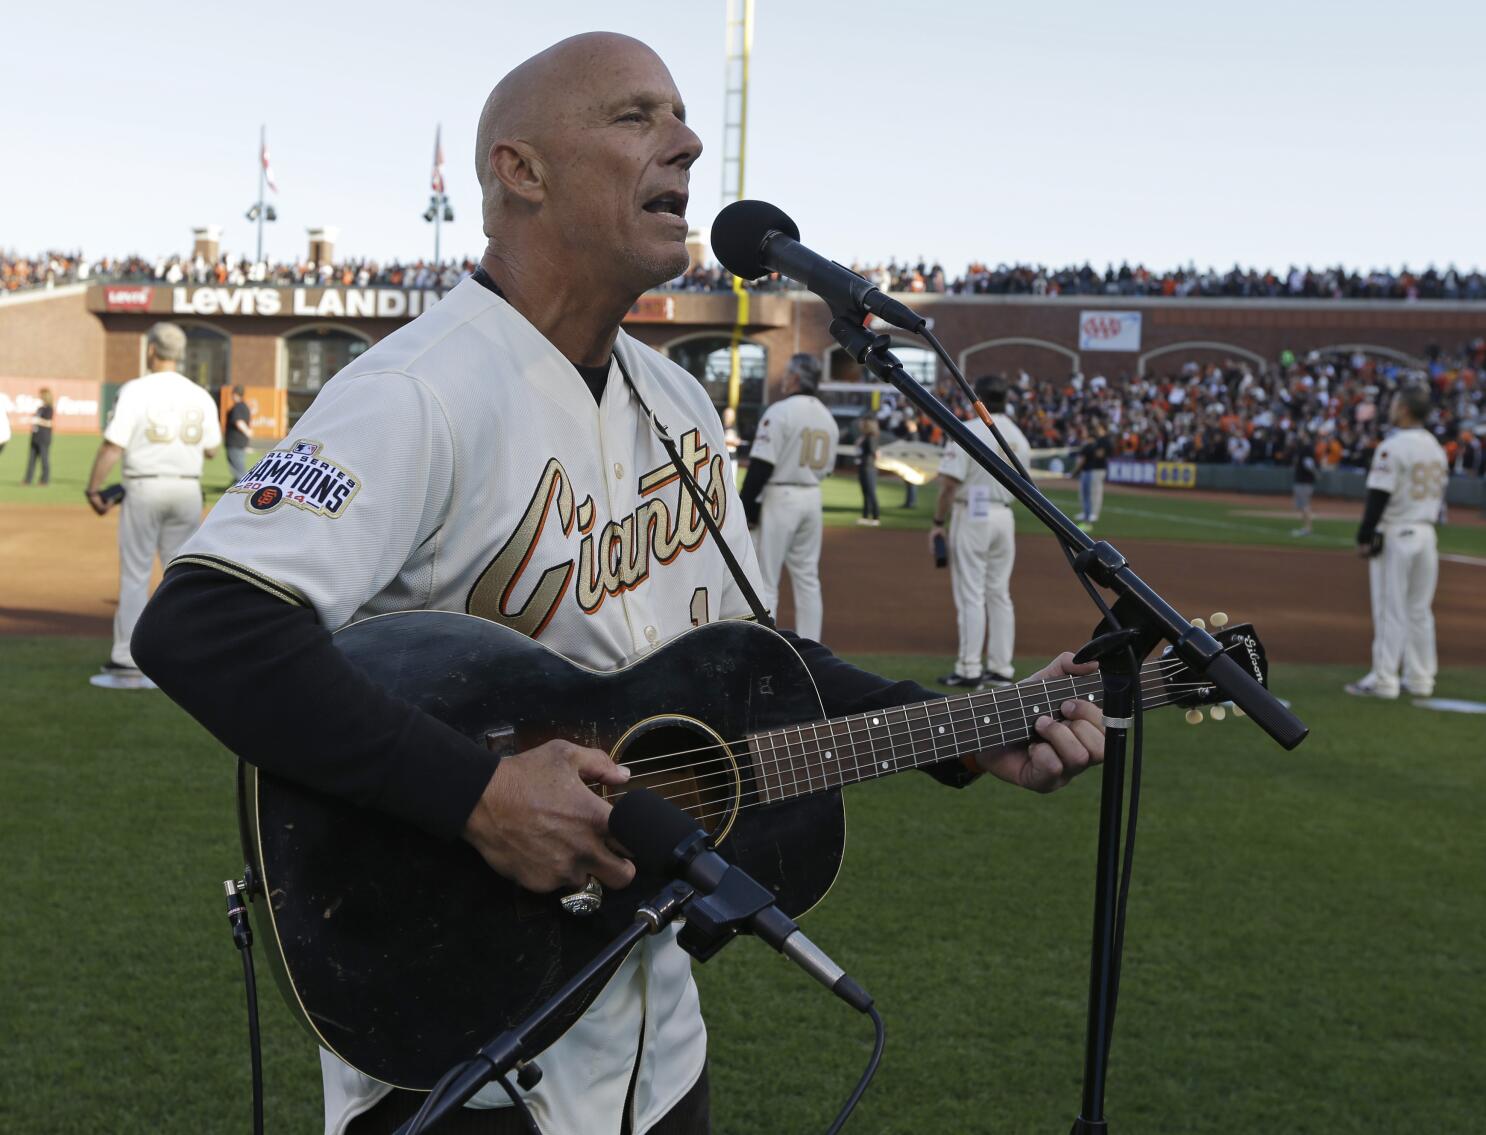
[922, 345, 1486, 476]
[7, 249, 1486, 302]
[1, 251, 477, 292]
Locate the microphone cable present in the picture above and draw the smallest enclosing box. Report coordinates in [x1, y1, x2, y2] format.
[402, 1060, 540, 1135]
[826, 1002, 886, 1135]
[224, 877, 264, 1135]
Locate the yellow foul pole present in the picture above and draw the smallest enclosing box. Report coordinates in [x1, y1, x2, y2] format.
[723, 0, 754, 411]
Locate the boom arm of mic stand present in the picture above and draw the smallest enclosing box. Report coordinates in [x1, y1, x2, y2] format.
[394, 882, 694, 1135]
[828, 314, 1308, 751]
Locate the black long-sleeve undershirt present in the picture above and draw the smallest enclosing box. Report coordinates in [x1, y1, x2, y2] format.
[738, 458, 772, 525]
[1355, 488, 1390, 545]
[133, 565, 974, 842]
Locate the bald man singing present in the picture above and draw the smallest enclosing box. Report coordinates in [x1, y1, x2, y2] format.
[134, 33, 1104, 1135]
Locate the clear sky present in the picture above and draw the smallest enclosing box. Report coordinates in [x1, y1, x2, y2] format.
[4, 0, 1482, 273]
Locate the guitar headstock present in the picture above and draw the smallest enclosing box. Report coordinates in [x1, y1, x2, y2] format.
[1153, 614, 1270, 723]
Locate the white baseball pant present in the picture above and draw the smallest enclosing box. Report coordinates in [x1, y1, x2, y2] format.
[112, 477, 203, 667]
[950, 504, 1016, 679]
[753, 483, 825, 642]
[1365, 524, 1438, 696]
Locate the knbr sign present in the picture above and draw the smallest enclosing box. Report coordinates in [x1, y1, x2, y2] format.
[1077, 310, 1142, 352]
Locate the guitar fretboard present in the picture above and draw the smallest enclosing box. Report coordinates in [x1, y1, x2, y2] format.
[748, 671, 1110, 803]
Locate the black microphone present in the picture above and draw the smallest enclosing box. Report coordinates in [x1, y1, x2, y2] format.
[710, 199, 926, 333]
[610, 788, 873, 1012]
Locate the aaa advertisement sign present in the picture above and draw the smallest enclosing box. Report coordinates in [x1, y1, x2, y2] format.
[1077, 311, 1142, 352]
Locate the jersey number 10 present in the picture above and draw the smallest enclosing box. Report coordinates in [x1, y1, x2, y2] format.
[798, 429, 833, 472]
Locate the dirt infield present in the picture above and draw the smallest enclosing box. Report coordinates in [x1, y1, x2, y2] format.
[4, 501, 1484, 668]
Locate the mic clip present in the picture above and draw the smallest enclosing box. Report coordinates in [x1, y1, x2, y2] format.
[827, 315, 892, 363]
[676, 862, 782, 962]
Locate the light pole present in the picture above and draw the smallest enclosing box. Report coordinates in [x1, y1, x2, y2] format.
[246, 125, 277, 263]
[424, 124, 453, 266]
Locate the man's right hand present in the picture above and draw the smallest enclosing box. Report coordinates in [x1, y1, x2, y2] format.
[462, 740, 636, 893]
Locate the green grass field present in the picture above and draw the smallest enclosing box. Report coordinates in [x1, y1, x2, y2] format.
[3, 637, 1482, 1133]
[0, 433, 241, 508]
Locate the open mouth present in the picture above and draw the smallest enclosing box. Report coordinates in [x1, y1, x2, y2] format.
[642, 191, 688, 222]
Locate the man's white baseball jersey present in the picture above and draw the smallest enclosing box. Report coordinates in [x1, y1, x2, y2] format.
[937, 413, 1031, 507]
[104, 371, 222, 478]
[939, 415, 1032, 680]
[1360, 426, 1449, 697]
[176, 277, 764, 1135]
[1366, 427, 1449, 528]
[749, 393, 839, 641]
[104, 370, 222, 668]
[750, 393, 840, 486]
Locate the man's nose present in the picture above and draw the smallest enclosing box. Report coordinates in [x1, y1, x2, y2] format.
[668, 119, 702, 171]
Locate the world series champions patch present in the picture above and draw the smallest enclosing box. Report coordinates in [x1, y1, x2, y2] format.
[229, 440, 361, 518]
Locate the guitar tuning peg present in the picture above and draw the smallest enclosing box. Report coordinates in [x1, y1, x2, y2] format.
[1185, 709, 1204, 725]
[1232, 705, 1246, 717]
[1210, 612, 1229, 628]
[1209, 705, 1227, 721]
[1191, 617, 1206, 630]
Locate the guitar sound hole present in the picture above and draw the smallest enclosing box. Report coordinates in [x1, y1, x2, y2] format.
[612, 716, 739, 841]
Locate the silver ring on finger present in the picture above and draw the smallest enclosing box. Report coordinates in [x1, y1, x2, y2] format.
[559, 876, 603, 917]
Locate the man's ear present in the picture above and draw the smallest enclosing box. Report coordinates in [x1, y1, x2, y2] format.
[488, 140, 546, 206]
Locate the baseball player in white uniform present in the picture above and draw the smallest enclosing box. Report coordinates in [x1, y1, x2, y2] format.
[1346, 386, 1449, 700]
[86, 322, 221, 688]
[931, 377, 1032, 689]
[739, 353, 840, 642]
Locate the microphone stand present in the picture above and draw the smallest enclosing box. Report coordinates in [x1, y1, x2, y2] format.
[395, 881, 694, 1135]
[827, 313, 1308, 1133]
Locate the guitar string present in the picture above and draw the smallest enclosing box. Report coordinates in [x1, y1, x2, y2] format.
[609, 657, 1191, 775]
[612, 666, 1203, 802]
[610, 689, 1204, 832]
[607, 637, 1246, 780]
[623, 678, 1213, 810]
[613, 664, 1209, 805]
[606, 659, 1199, 792]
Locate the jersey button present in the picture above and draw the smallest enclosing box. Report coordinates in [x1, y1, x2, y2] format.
[644, 624, 658, 644]
[613, 462, 624, 480]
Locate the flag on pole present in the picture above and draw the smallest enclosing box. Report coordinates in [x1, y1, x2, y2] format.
[261, 132, 278, 194]
[431, 124, 445, 194]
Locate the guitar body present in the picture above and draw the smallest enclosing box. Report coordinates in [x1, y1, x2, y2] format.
[243, 612, 839, 1089]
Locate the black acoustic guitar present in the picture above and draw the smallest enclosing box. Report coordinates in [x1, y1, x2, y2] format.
[240, 611, 1267, 1089]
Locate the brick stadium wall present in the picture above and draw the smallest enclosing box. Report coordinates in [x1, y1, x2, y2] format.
[8, 286, 1483, 399]
[0, 287, 105, 381]
[788, 295, 1486, 383]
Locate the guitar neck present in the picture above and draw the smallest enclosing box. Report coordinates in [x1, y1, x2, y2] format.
[747, 665, 1159, 804]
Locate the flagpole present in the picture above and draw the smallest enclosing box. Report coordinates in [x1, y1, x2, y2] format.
[256, 124, 267, 264]
[433, 124, 442, 267]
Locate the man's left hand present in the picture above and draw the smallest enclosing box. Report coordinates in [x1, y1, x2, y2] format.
[975, 652, 1105, 792]
[85, 489, 111, 516]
